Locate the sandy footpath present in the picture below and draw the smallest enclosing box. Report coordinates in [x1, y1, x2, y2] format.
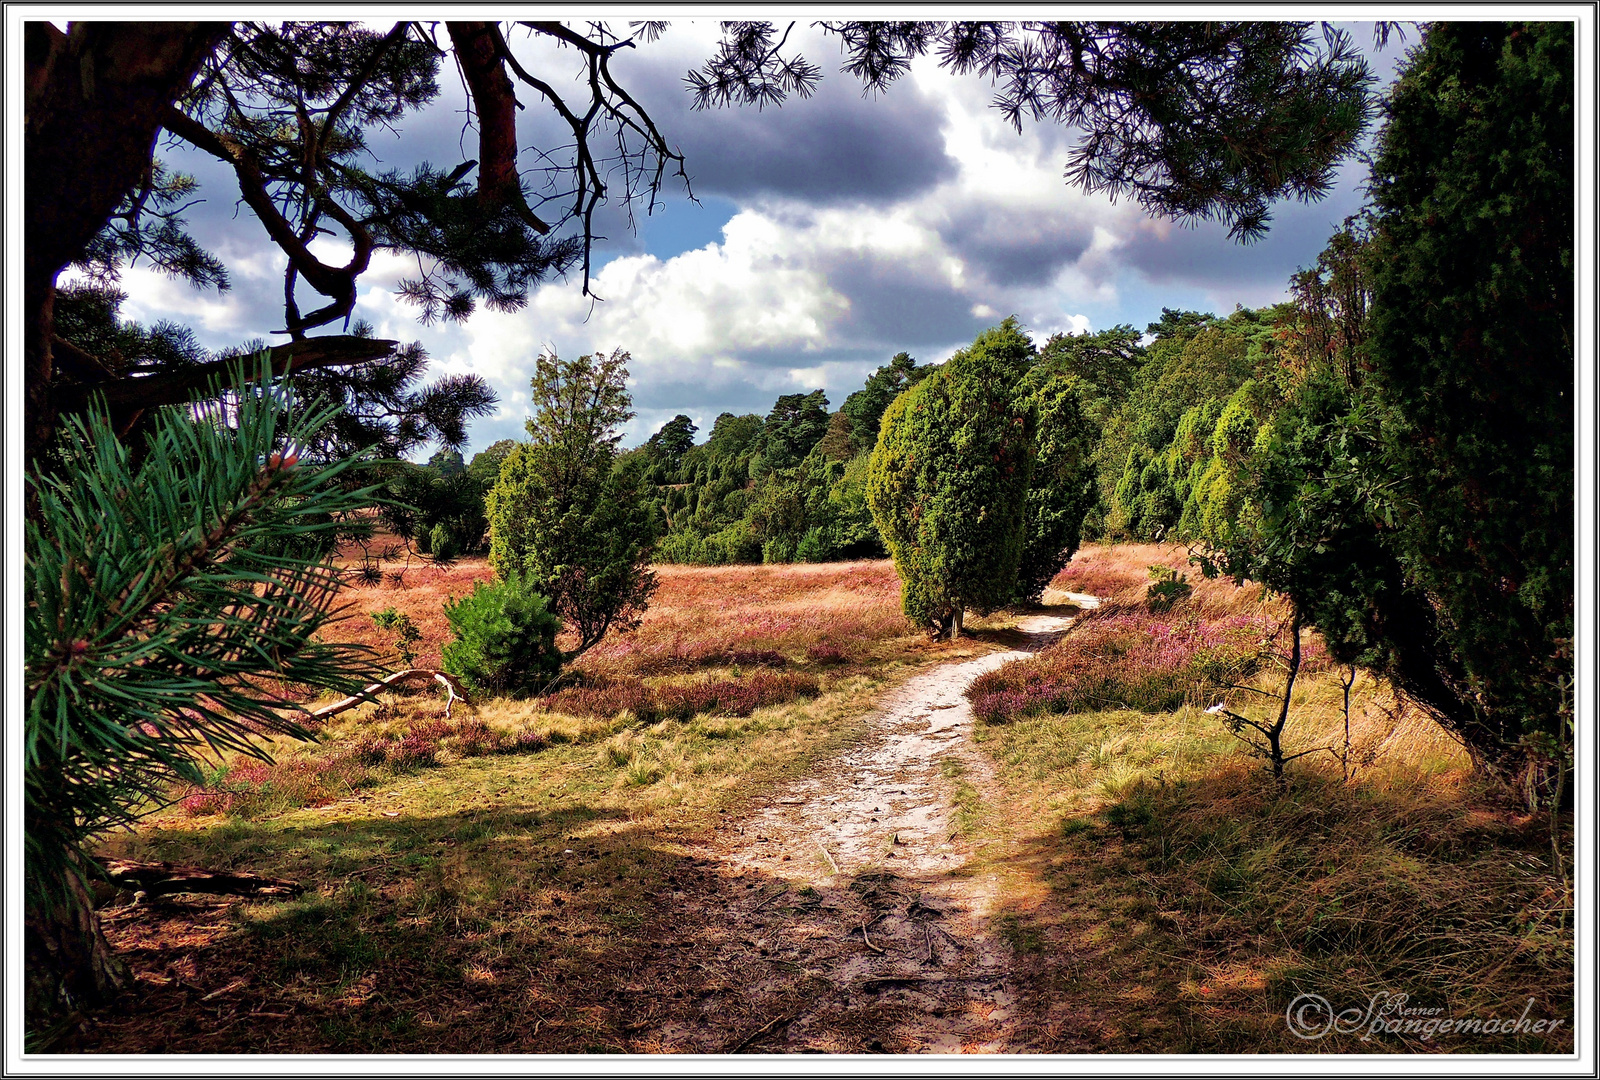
[633, 600, 1090, 1053]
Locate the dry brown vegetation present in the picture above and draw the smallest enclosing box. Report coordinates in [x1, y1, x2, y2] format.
[61, 546, 1573, 1055]
[329, 546, 925, 678]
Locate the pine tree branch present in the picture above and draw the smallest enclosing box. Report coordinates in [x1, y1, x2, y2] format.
[66, 335, 397, 414]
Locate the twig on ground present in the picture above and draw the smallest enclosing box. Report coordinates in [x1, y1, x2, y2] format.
[727, 1012, 796, 1053]
[815, 842, 840, 875]
[859, 923, 885, 954]
[198, 980, 248, 1002]
[752, 885, 789, 912]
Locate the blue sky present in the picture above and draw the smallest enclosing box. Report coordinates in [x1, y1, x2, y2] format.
[104, 20, 1409, 459]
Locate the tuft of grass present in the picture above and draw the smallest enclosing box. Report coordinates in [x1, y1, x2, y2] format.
[1086, 763, 1573, 1051]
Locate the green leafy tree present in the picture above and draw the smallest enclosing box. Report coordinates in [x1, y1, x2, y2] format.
[1188, 197, 1566, 787]
[380, 461, 487, 555]
[1100, 309, 1276, 539]
[428, 448, 466, 477]
[644, 414, 699, 483]
[467, 438, 519, 492]
[758, 390, 831, 474]
[487, 348, 657, 661]
[1034, 326, 1145, 411]
[441, 575, 562, 698]
[24, 359, 385, 1021]
[841, 352, 929, 454]
[1361, 21, 1573, 776]
[812, 410, 856, 462]
[867, 319, 1036, 637]
[1013, 368, 1098, 602]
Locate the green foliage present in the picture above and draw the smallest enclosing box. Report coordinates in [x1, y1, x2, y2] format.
[1359, 21, 1573, 770]
[429, 522, 460, 564]
[1014, 367, 1097, 602]
[370, 608, 422, 667]
[427, 448, 466, 477]
[1145, 566, 1193, 613]
[654, 372, 904, 566]
[868, 319, 1037, 636]
[1099, 308, 1283, 540]
[25, 358, 385, 914]
[441, 575, 562, 698]
[467, 439, 518, 491]
[812, 410, 856, 462]
[758, 389, 830, 474]
[643, 414, 698, 483]
[840, 352, 929, 454]
[487, 348, 657, 660]
[380, 460, 486, 555]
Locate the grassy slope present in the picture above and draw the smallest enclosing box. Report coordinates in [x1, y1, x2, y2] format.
[964, 544, 1575, 1053]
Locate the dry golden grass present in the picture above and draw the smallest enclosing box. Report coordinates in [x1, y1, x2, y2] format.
[969, 545, 1572, 1053]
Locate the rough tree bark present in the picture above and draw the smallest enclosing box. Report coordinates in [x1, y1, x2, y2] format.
[24, 21, 228, 467]
[24, 857, 129, 1025]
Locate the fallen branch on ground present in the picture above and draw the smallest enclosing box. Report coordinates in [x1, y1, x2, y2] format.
[726, 1012, 796, 1053]
[310, 669, 467, 721]
[99, 858, 303, 898]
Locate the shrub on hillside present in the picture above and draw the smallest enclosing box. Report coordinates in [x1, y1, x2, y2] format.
[441, 574, 562, 698]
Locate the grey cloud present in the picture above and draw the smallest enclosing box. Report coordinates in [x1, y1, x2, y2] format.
[939, 202, 1096, 288]
[1118, 164, 1371, 292]
[822, 253, 986, 346]
[612, 46, 957, 207]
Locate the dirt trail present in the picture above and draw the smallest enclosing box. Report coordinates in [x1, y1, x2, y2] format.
[638, 595, 1095, 1054]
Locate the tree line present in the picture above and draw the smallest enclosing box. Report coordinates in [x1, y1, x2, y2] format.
[379, 21, 1572, 795]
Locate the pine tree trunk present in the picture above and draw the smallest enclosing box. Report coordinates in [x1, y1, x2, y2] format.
[25, 864, 127, 1024]
[24, 21, 228, 466]
[951, 607, 965, 640]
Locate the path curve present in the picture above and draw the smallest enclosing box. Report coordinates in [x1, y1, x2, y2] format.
[643, 597, 1096, 1054]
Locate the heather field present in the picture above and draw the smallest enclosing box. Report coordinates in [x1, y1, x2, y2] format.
[71, 545, 1572, 1054]
[329, 547, 921, 678]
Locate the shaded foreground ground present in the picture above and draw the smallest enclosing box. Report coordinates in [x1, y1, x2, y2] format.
[69, 603, 1076, 1054]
